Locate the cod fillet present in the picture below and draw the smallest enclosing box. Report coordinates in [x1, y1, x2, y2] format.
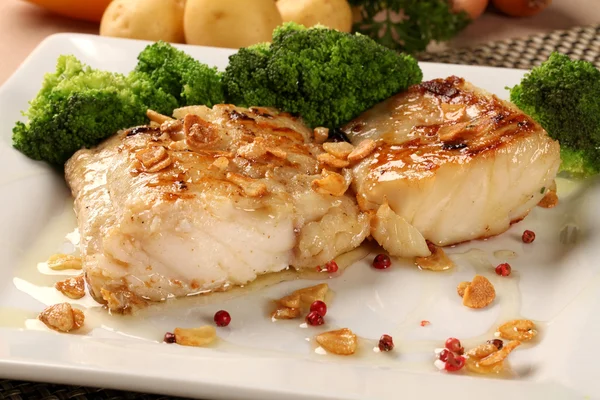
[65, 105, 369, 311]
[342, 76, 560, 256]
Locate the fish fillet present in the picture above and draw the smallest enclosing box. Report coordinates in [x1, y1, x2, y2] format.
[342, 76, 560, 254]
[65, 105, 369, 311]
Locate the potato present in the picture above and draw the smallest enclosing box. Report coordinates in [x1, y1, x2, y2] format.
[184, 0, 282, 48]
[100, 0, 185, 43]
[277, 0, 353, 33]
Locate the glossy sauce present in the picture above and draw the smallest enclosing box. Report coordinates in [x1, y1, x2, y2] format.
[7, 217, 539, 376]
[493, 250, 518, 259]
[9, 178, 586, 377]
[414, 244, 455, 271]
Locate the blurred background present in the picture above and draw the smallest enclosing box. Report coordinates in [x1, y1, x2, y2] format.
[1, 0, 597, 86]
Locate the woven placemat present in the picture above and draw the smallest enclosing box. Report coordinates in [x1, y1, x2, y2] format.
[2, 23, 600, 400]
[419, 23, 600, 69]
[0, 380, 191, 400]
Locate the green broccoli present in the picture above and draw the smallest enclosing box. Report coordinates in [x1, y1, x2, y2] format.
[135, 41, 224, 107]
[510, 52, 600, 177]
[223, 42, 277, 109]
[223, 23, 423, 129]
[127, 70, 179, 115]
[12, 55, 177, 165]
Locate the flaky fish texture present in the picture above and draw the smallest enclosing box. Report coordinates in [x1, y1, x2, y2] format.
[342, 76, 560, 255]
[65, 105, 369, 312]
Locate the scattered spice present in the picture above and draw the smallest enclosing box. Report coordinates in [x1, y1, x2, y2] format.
[306, 311, 325, 326]
[522, 230, 536, 243]
[325, 260, 339, 273]
[214, 310, 231, 327]
[439, 349, 451, 362]
[445, 337, 464, 355]
[378, 334, 394, 352]
[373, 254, 391, 270]
[444, 355, 466, 372]
[164, 332, 176, 343]
[437, 338, 466, 372]
[420, 320, 431, 327]
[495, 263, 512, 277]
[310, 300, 327, 317]
[316, 260, 340, 273]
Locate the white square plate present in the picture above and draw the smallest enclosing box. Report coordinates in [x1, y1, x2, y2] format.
[0, 34, 598, 400]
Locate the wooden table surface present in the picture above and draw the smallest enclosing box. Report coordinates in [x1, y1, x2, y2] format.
[1, 0, 598, 86]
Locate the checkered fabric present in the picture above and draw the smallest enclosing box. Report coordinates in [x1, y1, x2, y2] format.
[419, 23, 600, 69]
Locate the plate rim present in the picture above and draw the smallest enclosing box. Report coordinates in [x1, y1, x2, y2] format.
[0, 33, 578, 400]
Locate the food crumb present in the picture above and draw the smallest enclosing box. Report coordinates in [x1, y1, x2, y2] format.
[462, 275, 496, 308]
[55, 274, 85, 299]
[420, 320, 431, 327]
[538, 189, 558, 208]
[38, 303, 84, 332]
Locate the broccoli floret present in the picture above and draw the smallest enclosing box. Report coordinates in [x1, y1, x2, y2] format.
[136, 41, 224, 107]
[223, 23, 423, 128]
[224, 42, 277, 108]
[12, 55, 177, 165]
[510, 52, 600, 177]
[127, 71, 179, 115]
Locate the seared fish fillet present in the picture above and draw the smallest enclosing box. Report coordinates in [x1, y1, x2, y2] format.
[65, 105, 369, 311]
[342, 76, 560, 255]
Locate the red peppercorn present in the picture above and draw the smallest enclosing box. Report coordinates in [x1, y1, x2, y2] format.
[378, 334, 394, 352]
[164, 332, 176, 343]
[439, 349, 452, 362]
[487, 339, 504, 350]
[306, 311, 325, 326]
[522, 230, 536, 243]
[444, 355, 465, 372]
[214, 310, 231, 327]
[495, 263, 512, 277]
[326, 260, 339, 273]
[373, 254, 391, 269]
[310, 300, 327, 317]
[445, 337, 464, 355]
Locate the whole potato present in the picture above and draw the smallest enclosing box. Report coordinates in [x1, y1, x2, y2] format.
[100, 0, 185, 43]
[277, 0, 353, 33]
[184, 0, 282, 48]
